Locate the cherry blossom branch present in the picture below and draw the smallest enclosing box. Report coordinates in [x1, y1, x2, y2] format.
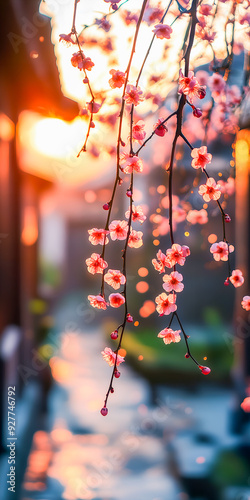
[136, 0, 174, 86]
[103, 175, 134, 409]
[168, 0, 198, 245]
[100, 0, 148, 296]
[135, 111, 177, 155]
[129, 1, 175, 154]
[78, 0, 130, 34]
[174, 312, 204, 369]
[70, 0, 97, 155]
[179, 132, 232, 277]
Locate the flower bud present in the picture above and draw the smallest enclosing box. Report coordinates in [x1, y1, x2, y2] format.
[193, 108, 203, 118]
[110, 330, 118, 340]
[103, 203, 110, 210]
[198, 87, 206, 99]
[224, 214, 231, 223]
[100, 407, 108, 416]
[126, 313, 133, 322]
[114, 370, 121, 378]
[199, 365, 211, 375]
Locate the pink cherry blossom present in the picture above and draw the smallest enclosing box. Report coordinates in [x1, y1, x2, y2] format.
[181, 245, 191, 258]
[152, 93, 163, 106]
[195, 70, 209, 86]
[132, 120, 146, 142]
[104, 269, 126, 289]
[109, 220, 128, 240]
[128, 229, 143, 248]
[173, 207, 186, 223]
[197, 15, 207, 29]
[191, 146, 212, 169]
[152, 249, 171, 273]
[199, 4, 213, 15]
[241, 296, 250, 311]
[153, 119, 168, 137]
[166, 244, 190, 267]
[157, 328, 181, 344]
[143, 7, 163, 25]
[59, 33, 75, 45]
[241, 397, 250, 412]
[121, 10, 139, 25]
[218, 177, 235, 196]
[227, 85, 241, 107]
[88, 228, 109, 245]
[186, 209, 208, 224]
[95, 17, 111, 32]
[163, 271, 184, 293]
[124, 84, 144, 106]
[179, 70, 205, 103]
[161, 194, 180, 209]
[101, 346, 124, 367]
[86, 253, 108, 274]
[210, 241, 234, 261]
[88, 294, 108, 309]
[198, 178, 221, 202]
[229, 269, 244, 288]
[208, 73, 226, 99]
[109, 69, 126, 89]
[71, 52, 94, 71]
[155, 292, 177, 315]
[152, 23, 173, 39]
[125, 205, 146, 224]
[239, 13, 250, 25]
[109, 293, 125, 308]
[196, 29, 216, 43]
[86, 101, 102, 113]
[123, 155, 144, 174]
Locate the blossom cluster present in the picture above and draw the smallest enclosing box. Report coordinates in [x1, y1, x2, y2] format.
[58, 0, 250, 415]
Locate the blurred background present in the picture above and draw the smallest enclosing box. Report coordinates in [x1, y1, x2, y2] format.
[0, 1, 250, 499]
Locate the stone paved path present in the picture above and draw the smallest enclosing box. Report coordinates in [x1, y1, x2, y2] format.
[20, 294, 185, 500]
[20, 293, 238, 500]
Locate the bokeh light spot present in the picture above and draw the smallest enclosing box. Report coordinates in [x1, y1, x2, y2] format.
[30, 51, 39, 59]
[208, 233, 217, 244]
[136, 281, 149, 293]
[139, 300, 155, 318]
[84, 190, 97, 203]
[138, 267, 148, 277]
[153, 229, 159, 237]
[118, 348, 126, 357]
[157, 185, 166, 194]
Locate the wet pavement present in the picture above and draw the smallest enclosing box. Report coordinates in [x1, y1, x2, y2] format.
[19, 293, 238, 500]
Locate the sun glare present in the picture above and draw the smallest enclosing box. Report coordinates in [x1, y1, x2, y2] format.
[33, 118, 71, 157]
